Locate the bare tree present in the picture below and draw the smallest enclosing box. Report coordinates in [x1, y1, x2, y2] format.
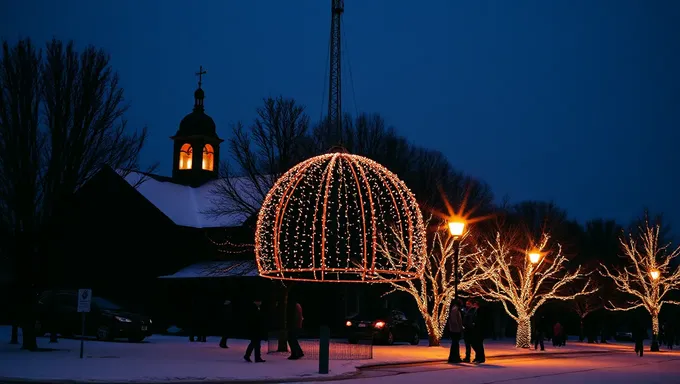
[569, 285, 602, 341]
[468, 221, 594, 348]
[0, 39, 151, 350]
[600, 215, 680, 345]
[377, 218, 487, 346]
[208, 96, 311, 224]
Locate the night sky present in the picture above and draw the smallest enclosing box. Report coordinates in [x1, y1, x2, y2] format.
[2, 0, 679, 229]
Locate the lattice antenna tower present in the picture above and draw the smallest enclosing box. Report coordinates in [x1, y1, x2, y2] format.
[328, 0, 344, 144]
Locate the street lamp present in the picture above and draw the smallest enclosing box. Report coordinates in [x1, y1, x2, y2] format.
[528, 251, 542, 264]
[650, 269, 661, 352]
[448, 219, 466, 301]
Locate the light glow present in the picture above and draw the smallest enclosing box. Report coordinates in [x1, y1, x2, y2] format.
[374, 321, 385, 329]
[179, 143, 192, 170]
[202, 144, 214, 171]
[528, 252, 541, 264]
[650, 269, 660, 281]
[254, 152, 426, 282]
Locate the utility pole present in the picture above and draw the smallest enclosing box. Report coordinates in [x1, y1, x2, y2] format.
[328, 0, 344, 143]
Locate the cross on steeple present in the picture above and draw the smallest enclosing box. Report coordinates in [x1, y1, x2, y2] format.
[195, 65, 207, 88]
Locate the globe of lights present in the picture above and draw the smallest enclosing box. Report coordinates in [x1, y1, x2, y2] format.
[255, 151, 426, 282]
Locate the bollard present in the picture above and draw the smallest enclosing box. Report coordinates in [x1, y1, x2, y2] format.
[319, 326, 330, 374]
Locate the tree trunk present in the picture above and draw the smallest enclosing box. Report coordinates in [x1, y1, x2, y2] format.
[20, 289, 38, 351]
[579, 319, 584, 342]
[516, 316, 531, 348]
[425, 318, 440, 347]
[652, 313, 659, 336]
[10, 325, 19, 344]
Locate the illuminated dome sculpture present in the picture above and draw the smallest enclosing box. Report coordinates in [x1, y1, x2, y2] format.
[255, 151, 426, 282]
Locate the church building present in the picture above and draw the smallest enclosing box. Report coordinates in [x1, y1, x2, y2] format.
[53, 71, 261, 323]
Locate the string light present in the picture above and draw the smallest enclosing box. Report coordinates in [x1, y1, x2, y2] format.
[469, 232, 595, 348]
[376, 219, 488, 346]
[254, 151, 426, 282]
[599, 220, 680, 337]
[206, 233, 254, 254]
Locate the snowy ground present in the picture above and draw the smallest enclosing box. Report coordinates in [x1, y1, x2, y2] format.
[0, 326, 672, 383]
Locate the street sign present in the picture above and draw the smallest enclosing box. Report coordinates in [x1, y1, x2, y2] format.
[77, 289, 92, 313]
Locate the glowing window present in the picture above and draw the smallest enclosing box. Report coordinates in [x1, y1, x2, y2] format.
[179, 143, 193, 170]
[202, 144, 214, 171]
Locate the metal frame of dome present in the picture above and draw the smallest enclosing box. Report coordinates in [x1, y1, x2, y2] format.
[254, 152, 427, 283]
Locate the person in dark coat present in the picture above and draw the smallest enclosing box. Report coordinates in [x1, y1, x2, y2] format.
[244, 298, 266, 363]
[447, 300, 464, 363]
[632, 317, 645, 357]
[533, 316, 545, 351]
[219, 299, 233, 349]
[665, 323, 674, 350]
[462, 300, 473, 362]
[287, 299, 305, 360]
[469, 299, 485, 363]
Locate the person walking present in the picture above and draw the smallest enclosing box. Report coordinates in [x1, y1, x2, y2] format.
[633, 317, 645, 357]
[533, 316, 545, 351]
[447, 299, 464, 363]
[244, 297, 266, 363]
[287, 299, 305, 360]
[219, 299, 233, 349]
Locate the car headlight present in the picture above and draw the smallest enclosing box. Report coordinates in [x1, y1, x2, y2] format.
[345, 320, 352, 327]
[149, 319, 153, 324]
[374, 321, 385, 329]
[115, 316, 132, 323]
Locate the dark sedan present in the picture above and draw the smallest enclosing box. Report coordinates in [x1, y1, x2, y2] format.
[345, 309, 420, 345]
[36, 290, 153, 342]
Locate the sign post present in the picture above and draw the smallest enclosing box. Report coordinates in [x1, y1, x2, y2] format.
[319, 325, 330, 374]
[77, 289, 92, 359]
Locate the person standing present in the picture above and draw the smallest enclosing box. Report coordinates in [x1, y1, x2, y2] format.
[287, 299, 305, 360]
[219, 299, 233, 349]
[462, 300, 473, 363]
[469, 299, 485, 363]
[447, 300, 463, 363]
[553, 322, 563, 348]
[244, 297, 266, 363]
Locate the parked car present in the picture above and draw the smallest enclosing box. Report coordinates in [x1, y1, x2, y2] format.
[345, 309, 420, 345]
[35, 290, 153, 342]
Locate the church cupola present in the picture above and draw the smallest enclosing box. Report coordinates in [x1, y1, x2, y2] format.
[171, 66, 223, 187]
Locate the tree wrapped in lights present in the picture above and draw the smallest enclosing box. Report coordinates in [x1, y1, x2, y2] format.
[599, 219, 680, 344]
[469, 229, 594, 348]
[376, 219, 486, 346]
[255, 150, 427, 282]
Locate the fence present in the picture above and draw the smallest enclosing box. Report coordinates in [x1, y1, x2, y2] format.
[267, 332, 373, 360]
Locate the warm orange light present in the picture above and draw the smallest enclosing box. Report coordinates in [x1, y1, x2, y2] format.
[374, 321, 385, 329]
[202, 144, 214, 171]
[179, 143, 193, 170]
[448, 220, 466, 237]
[528, 252, 541, 264]
[345, 320, 352, 327]
[650, 269, 660, 280]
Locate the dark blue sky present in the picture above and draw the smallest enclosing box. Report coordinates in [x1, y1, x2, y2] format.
[2, 0, 679, 228]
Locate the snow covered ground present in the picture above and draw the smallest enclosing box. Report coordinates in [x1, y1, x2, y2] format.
[0, 326, 670, 383]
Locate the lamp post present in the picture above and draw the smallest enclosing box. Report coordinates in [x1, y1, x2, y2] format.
[448, 220, 466, 300]
[650, 269, 660, 352]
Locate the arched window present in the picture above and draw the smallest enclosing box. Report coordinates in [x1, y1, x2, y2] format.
[202, 144, 214, 171]
[179, 143, 193, 170]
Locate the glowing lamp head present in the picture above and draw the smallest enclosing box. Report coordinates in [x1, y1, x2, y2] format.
[345, 320, 352, 327]
[374, 321, 386, 329]
[528, 252, 542, 264]
[448, 220, 466, 237]
[650, 269, 660, 281]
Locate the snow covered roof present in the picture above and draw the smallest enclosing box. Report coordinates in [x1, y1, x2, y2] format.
[158, 260, 259, 279]
[120, 171, 262, 228]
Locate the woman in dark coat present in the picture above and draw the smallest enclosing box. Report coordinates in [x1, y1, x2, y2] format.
[632, 317, 645, 357]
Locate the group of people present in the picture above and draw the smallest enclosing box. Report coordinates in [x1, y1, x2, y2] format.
[447, 298, 485, 364]
[209, 297, 305, 363]
[532, 316, 566, 351]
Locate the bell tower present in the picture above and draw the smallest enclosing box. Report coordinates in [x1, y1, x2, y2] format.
[170, 66, 223, 187]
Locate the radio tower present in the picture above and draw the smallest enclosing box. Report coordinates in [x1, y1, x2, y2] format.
[328, 0, 344, 143]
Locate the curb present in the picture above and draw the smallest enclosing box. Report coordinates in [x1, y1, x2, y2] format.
[0, 349, 622, 384]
